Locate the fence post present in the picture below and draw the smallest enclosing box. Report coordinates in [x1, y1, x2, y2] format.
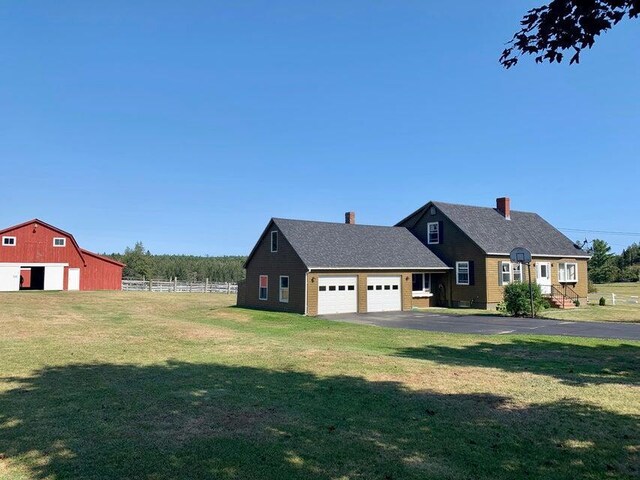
[205, 278, 209, 293]
[227, 282, 231, 294]
[612, 293, 616, 306]
[149, 280, 152, 292]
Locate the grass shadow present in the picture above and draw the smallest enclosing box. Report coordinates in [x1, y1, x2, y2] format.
[394, 339, 640, 386]
[0, 361, 638, 479]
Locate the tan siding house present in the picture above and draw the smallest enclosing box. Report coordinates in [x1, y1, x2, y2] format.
[238, 197, 590, 315]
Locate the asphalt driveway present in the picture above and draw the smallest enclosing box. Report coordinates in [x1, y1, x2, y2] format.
[319, 311, 640, 341]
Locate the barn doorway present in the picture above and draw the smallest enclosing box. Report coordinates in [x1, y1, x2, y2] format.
[21, 266, 45, 290]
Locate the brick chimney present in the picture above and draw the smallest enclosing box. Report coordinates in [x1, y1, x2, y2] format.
[345, 211, 356, 224]
[496, 197, 511, 220]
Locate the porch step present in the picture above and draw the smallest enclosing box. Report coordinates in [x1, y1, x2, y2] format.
[549, 296, 576, 309]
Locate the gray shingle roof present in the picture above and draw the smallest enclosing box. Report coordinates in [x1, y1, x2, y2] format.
[431, 201, 590, 258]
[273, 218, 450, 269]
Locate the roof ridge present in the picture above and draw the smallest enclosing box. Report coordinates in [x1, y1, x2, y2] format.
[432, 201, 536, 215]
[273, 217, 408, 229]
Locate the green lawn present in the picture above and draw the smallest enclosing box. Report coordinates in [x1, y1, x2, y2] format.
[0, 292, 639, 479]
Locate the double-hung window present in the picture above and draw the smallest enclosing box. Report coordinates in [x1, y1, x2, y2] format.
[279, 276, 289, 303]
[270, 231, 278, 252]
[412, 273, 431, 295]
[512, 263, 523, 283]
[456, 262, 470, 285]
[500, 262, 524, 285]
[558, 262, 578, 283]
[427, 222, 439, 244]
[259, 275, 268, 300]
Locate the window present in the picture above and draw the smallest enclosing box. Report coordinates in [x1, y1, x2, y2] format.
[338, 285, 345, 291]
[329, 286, 336, 291]
[430, 206, 436, 215]
[2, 236, 16, 246]
[512, 263, 523, 283]
[53, 237, 66, 247]
[412, 273, 431, 294]
[319, 286, 327, 292]
[559, 262, 578, 282]
[456, 261, 470, 285]
[279, 276, 289, 303]
[500, 262, 511, 285]
[347, 285, 355, 291]
[367, 285, 374, 290]
[427, 222, 440, 244]
[500, 262, 525, 285]
[270, 231, 278, 252]
[259, 275, 268, 300]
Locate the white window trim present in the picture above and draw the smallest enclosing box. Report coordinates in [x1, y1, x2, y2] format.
[512, 263, 523, 283]
[279, 275, 289, 303]
[456, 261, 470, 286]
[270, 231, 278, 253]
[259, 275, 268, 300]
[412, 273, 432, 297]
[2, 236, 16, 246]
[558, 262, 578, 283]
[499, 261, 512, 285]
[427, 222, 440, 244]
[53, 237, 66, 247]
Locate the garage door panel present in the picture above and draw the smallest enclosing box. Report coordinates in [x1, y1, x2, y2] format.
[318, 276, 357, 315]
[367, 276, 402, 312]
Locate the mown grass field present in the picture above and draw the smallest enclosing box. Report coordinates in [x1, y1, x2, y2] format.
[0, 291, 639, 480]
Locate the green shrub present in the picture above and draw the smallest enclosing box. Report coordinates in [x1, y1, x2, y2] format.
[503, 282, 545, 317]
[599, 297, 606, 306]
[574, 299, 580, 307]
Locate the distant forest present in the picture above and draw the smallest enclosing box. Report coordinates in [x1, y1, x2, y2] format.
[107, 242, 246, 282]
[588, 239, 640, 283]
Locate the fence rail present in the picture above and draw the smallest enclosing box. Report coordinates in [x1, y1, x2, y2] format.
[122, 278, 237, 294]
[587, 293, 639, 305]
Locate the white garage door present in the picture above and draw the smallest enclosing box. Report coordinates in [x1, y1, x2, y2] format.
[0, 265, 21, 291]
[366, 276, 402, 312]
[318, 276, 358, 315]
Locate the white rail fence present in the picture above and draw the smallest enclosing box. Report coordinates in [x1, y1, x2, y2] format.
[122, 278, 238, 294]
[587, 293, 639, 305]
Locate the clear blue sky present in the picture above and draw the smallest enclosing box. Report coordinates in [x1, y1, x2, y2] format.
[1, 1, 638, 255]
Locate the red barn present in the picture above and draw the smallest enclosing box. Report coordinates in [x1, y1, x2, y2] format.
[0, 219, 124, 292]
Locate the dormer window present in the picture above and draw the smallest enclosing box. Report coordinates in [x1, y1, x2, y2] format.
[53, 237, 66, 247]
[427, 222, 440, 244]
[270, 231, 278, 252]
[2, 236, 16, 246]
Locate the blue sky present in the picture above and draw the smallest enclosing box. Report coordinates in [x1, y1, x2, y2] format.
[1, 1, 638, 255]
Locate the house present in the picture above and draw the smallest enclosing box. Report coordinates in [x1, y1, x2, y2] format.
[0, 219, 124, 292]
[396, 198, 590, 309]
[237, 198, 590, 315]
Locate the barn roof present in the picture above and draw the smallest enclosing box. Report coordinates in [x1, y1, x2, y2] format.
[0, 219, 125, 267]
[263, 218, 450, 270]
[0, 218, 88, 266]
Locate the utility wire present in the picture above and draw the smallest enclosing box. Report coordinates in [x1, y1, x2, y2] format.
[559, 228, 640, 236]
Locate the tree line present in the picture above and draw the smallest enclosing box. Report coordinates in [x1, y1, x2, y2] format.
[588, 239, 640, 283]
[107, 242, 246, 282]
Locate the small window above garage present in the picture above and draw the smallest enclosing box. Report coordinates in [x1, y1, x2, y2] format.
[2, 236, 16, 246]
[53, 237, 66, 247]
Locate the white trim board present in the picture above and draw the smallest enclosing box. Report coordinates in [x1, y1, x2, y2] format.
[308, 267, 452, 271]
[0, 263, 70, 267]
[486, 253, 590, 259]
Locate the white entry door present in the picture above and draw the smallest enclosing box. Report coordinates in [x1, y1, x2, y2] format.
[536, 262, 551, 295]
[0, 265, 21, 291]
[68, 268, 80, 291]
[318, 276, 358, 314]
[366, 276, 402, 312]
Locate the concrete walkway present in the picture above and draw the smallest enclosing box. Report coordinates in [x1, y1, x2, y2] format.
[319, 311, 640, 341]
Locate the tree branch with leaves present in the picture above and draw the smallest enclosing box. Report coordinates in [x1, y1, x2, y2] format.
[501, 0, 639, 68]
